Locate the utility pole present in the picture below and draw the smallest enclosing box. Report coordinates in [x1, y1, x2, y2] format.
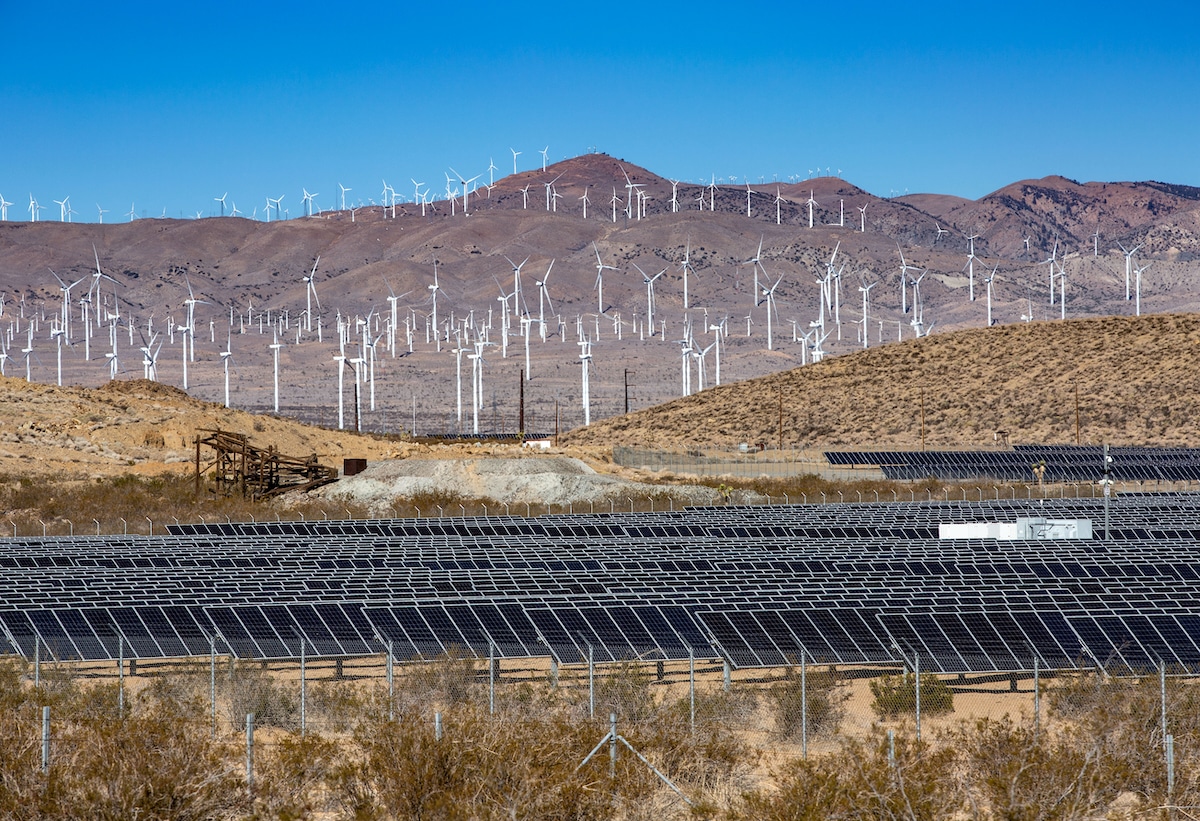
[624, 369, 633, 414]
[778, 387, 784, 451]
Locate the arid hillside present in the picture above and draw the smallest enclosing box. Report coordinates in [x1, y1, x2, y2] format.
[563, 313, 1200, 451]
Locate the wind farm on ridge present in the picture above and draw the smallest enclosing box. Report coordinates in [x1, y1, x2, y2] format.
[3, 150, 1200, 444]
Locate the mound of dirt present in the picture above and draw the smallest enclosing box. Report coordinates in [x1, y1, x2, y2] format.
[319, 456, 724, 513]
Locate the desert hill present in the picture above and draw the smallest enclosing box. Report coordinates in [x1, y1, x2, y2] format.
[562, 313, 1200, 451]
[3, 153, 1200, 434]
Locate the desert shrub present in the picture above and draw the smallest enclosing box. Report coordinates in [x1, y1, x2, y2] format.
[329, 704, 614, 820]
[224, 662, 297, 730]
[397, 649, 481, 711]
[728, 727, 963, 820]
[869, 672, 954, 719]
[257, 732, 341, 819]
[955, 715, 1129, 821]
[766, 665, 847, 739]
[309, 678, 377, 732]
[593, 660, 657, 723]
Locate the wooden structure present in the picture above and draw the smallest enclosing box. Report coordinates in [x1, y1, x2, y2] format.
[194, 429, 338, 499]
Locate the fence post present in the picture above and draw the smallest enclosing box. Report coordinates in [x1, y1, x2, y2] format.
[1033, 655, 1040, 734]
[435, 711, 443, 741]
[41, 706, 50, 774]
[1167, 733, 1176, 817]
[387, 640, 395, 722]
[723, 659, 731, 693]
[588, 645, 595, 719]
[1161, 660, 1168, 747]
[914, 653, 921, 742]
[609, 713, 618, 779]
[489, 642, 496, 715]
[34, 637, 40, 689]
[210, 635, 217, 739]
[689, 650, 695, 735]
[118, 634, 125, 717]
[887, 728, 895, 768]
[801, 647, 808, 760]
[245, 713, 255, 798]
[298, 631, 306, 737]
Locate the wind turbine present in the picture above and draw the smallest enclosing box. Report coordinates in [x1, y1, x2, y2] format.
[0, 193, 11, 221]
[1117, 241, 1142, 302]
[332, 338, 347, 430]
[219, 332, 235, 407]
[53, 197, 69, 222]
[503, 255, 530, 320]
[534, 261, 555, 342]
[934, 223, 949, 243]
[761, 272, 784, 350]
[510, 148, 521, 175]
[301, 188, 317, 217]
[338, 183, 351, 211]
[269, 330, 284, 413]
[215, 193, 227, 217]
[96, 204, 108, 223]
[680, 236, 697, 310]
[539, 146, 549, 172]
[1134, 261, 1152, 316]
[50, 326, 66, 386]
[742, 235, 766, 306]
[858, 204, 867, 233]
[302, 257, 322, 332]
[632, 263, 666, 337]
[984, 264, 999, 326]
[428, 260, 441, 348]
[964, 233, 979, 301]
[592, 243, 617, 313]
[448, 167, 481, 214]
[579, 186, 590, 219]
[858, 281, 877, 349]
[126, 203, 136, 221]
[579, 337, 593, 426]
[805, 190, 817, 228]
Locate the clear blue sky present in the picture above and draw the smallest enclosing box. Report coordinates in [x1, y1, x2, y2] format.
[4, 1, 1197, 222]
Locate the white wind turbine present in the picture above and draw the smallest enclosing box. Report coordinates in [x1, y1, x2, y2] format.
[579, 337, 593, 426]
[215, 193, 227, 217]
[96, 204, 109, 223]
[694, 342, 715, 391]
[858, 281, 877, 349]
[301, 257, 322, 333]
[338, 183, 351, 211]
[934, 222, 949, 243]
[963, 233, 979, 301]
[742, 235, 766, 307]
[1134, 261, 1151, 316]
[670, 180, 680, 213]
[126, 202, 136, 222]
[510, 147, 521, 175]
[219, 332, 235, 407]
[858, 204, 867, 233]
[53, 197, 69, 222]
[592, 243, 617, 313]
[984, 264, 999, 326]
[500, 255, 532, 325]
[632, 263, 666, 337]
[448, 167, 481, 214]
[50, 326, 66, 386]
[761, 272, 784, 350]
[680, 236, 697, 310]
[428, 260, 442, 347]
[579, 186, 590, 219]
[301, 188, 318, 217]
[1041, 236, 1060, 305]
[1118, 241, 1142, 302]
[775, 187, 783, 225]
[805, 190, 817, 228]
[0, 193, 11, 221]
[539, 146, 549, 172]
[534, 261, 555, 342]
[264, 330, 283, 413]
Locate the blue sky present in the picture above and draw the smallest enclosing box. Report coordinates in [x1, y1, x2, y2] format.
[4, 1, 1197, 221]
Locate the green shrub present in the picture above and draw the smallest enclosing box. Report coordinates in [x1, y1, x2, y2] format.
[869, 672, 954, 719]
[767, 665, 847, 738]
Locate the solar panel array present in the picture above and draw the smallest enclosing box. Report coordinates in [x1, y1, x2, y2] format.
[4, 494, 1200, 675]
[825, 445, 1200, 482]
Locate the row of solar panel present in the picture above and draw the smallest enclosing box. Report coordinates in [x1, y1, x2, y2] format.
[10, 598, 1199, 675]
[824, 447, 1200, 482]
